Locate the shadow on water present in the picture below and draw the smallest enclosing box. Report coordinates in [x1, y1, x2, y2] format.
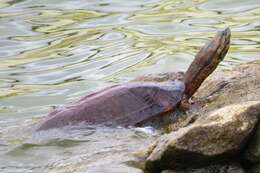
[0, 0, 259, 172]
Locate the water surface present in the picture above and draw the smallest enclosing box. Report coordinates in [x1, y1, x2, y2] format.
[0, 0, 259, 172]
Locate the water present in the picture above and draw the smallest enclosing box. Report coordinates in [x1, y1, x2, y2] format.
[0, 0, 259, 172]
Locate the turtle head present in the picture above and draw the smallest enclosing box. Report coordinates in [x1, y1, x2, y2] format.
[184, 28, 231, 99]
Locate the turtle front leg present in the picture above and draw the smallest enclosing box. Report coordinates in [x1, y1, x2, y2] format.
[179, 95, 192, 111]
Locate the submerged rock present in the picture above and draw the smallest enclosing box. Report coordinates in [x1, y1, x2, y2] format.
[144, 101, 260, 173]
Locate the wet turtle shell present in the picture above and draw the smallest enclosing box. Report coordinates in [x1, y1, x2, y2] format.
[37, 79, 185, 130]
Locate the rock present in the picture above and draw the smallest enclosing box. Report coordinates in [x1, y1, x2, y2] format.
[194, 60, 260, 113]
[248, 164, 260, 173]
[76, 163, 144, 173]
[192, 60, 260, 165]
[144, 101, 260, 173]
[165, 61, 260, 133]
[245, 123, 260, 163]
[161, 164, 245, 173]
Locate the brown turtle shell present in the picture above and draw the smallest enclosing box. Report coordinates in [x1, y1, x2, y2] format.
[37, 79, 185, 130]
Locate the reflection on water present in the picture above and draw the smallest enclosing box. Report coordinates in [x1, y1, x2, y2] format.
[0, 0, 259, 172]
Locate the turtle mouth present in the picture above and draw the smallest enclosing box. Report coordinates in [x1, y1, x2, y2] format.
[222, 27, 231, 42]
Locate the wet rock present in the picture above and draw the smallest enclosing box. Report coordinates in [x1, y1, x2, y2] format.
[164, 112, 199, 133]
[144, 101, 260, 173]
[245, 123, 260, 163]
[161, 164, 245, 173]
[77, 163, 144, 173]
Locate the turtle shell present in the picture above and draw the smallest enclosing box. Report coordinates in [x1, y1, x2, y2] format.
[37, 79, 185, 130]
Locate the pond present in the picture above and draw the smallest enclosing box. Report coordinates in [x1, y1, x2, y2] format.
[0, 0, 259, 172]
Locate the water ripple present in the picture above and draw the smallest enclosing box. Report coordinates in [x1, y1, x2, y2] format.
[0, 0, 259, 172]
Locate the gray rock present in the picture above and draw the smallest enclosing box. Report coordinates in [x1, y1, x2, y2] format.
[194, 60, 260, 114]
[144, 101, 260, 173]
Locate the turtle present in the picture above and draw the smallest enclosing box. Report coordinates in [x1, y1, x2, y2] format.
[36, 28, 231, 131]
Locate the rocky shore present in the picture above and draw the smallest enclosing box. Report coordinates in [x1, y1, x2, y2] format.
[65, 61, 260, 173]
[133, 60, 260, 173]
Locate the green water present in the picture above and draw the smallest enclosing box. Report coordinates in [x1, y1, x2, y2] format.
[0, 0, 259, 172]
